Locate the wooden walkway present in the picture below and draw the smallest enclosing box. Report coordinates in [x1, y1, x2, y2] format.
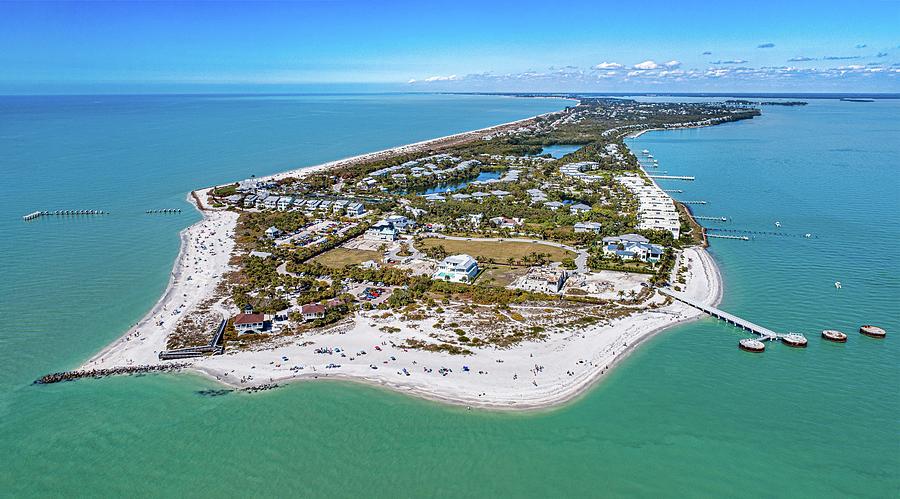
[659, 288, 780, 340]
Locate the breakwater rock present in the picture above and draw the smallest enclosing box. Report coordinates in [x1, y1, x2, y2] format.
[35, 363, 190, 385]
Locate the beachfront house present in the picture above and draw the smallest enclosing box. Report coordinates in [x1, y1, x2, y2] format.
[365, 220, 399, 241]
[243, 195, 258, 208]
[432, 254, 479, 283]
[233, 312, 267, 334]
[602, 234, 664, 263]
[263, 196, 279, 210]
[301, 303, 326, 321]
[574, 221, 603, 233]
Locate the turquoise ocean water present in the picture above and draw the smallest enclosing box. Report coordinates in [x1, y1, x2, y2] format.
[0, 95, 897, 497]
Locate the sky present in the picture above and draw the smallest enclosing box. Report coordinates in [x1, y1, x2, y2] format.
[1, 0, 898, 94]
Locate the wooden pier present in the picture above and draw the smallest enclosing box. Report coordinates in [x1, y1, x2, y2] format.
[663, 189, 684, 193]
[679, 200, 707, 205]
[694, 216, 728, 222]
[659, 288, 780, 340]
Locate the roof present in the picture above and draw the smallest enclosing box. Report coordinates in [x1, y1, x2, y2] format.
[441, 254, 477, 268]
[301, 304, 326, 314]
[234, 313, 265, 325]
[570, 203, 592, 210]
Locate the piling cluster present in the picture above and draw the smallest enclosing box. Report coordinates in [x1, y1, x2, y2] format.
[146, 209, 182, 214]
[242, 383, 280, 393]
[34, 363, 190, 385]
[23, 210, 107, 220]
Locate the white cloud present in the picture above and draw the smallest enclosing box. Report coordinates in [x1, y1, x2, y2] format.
[594, 62, 623, 69]
[664, 60, 681, 68]
[633, 60, 659, 70]
[710, 59, 748, 65]
[788, 56, 816, 62]
[424, 74, 459, 82]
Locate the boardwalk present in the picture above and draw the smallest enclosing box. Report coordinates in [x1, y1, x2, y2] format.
[659, 288, 780, 340]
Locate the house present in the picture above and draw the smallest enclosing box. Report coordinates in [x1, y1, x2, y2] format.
[365, 220, 399, 241]
[265, 226, 282, 239]
[489, 216, 522, 229]
[301, 303, 326, 321]
[471, 191, 490, 201]
[574, 221, 603, 233]
[543, 201, 564, 211]
[432, 254, 479, 283]
[224, 194, 243, 205]
[346, 202, 365, 216]
[602, 234, 664, 263]
[569, 203, 592, 214]
[263, 196, 279, 210]
[277, 196, 293, 211]
[517, 268, 568, 294]
[423, 194, 446, 203]
[451, 193, 471, 201]
[318, 200, 333, 211]
[490, 190, 510, 198]
[332, 199, 349, 213]
[361, 259, 380, 269]
[249, 251, 273, 259]
[386, 215, 414, 232]
[254, 193, 269, 208]
[305, 199, 321, 210]
[243, 195, 258, 208]
[234, 312, 267, 334]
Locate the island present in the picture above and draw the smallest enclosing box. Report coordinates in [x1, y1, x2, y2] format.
[68, 98, 761, 409]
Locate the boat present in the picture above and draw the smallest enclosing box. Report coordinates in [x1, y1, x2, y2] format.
[781, 333, 808, 348]
[859, 325, 887, 338]
[821, 330, 847, 342]
[834, 281, 842, 289]
[775, 221, 782, 227]
[739, 338, 765, 352]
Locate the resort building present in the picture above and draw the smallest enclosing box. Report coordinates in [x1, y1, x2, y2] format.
[432, 254, 479, 283]
[602, 234, 664, 263]
[277, 196, 293, 211]
[616, 174, 681, 239]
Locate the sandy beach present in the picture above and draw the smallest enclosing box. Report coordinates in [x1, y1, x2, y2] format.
[80, 108, 725, 411]
[81, 188, 237, 370]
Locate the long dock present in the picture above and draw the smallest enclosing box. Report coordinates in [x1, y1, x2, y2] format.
[23, 210, 107, 221]
[679, 200, 707, 205]
[694, 216, 728, 222]
[707, 234, 749, 240]
[659, 288, 780, 340]
[648, 175, 695, 181]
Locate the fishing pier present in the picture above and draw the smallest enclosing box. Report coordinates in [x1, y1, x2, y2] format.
[658, 288, 780, 341]
[22, 210, 107, 221]
[648, 174, 695, 181]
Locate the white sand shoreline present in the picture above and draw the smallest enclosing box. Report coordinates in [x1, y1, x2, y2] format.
[81, 103, 726, 411]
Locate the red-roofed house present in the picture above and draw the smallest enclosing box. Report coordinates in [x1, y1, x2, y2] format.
[233, 313, 267, 333]
[301, 303, 326, 321]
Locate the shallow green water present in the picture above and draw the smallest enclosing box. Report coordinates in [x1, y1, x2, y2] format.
[1, 96, 897, 497]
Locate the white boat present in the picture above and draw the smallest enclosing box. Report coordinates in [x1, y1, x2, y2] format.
[775, 221, 782, 227]
[834, 281, 842, 289]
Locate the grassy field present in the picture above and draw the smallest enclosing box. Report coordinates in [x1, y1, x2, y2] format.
[311, 248, 381, 268]
[418, 238, 574, 264]
[476, 265, 530, 287]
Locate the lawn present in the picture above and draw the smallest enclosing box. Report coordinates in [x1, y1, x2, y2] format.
[310, 248, 381, 268]
[418, 238, 575, 264]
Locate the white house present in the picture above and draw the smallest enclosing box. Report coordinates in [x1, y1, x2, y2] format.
[602, 234, 664, 263]
[234, 313, 267, 334]
[346, 202, 365, 216]
[543, 201, 564, 211]
[574, 221, 603, 233]
[386, 215, 414, 232]
[263, 196, 278, 210]
[365, 220, 399, 241]
[433, 254, 479, 283]
[264, 226, 282, 239]
[277, 196, 293, 211]
[569, 203, 592, 214]
[243, 195, 257, 208]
